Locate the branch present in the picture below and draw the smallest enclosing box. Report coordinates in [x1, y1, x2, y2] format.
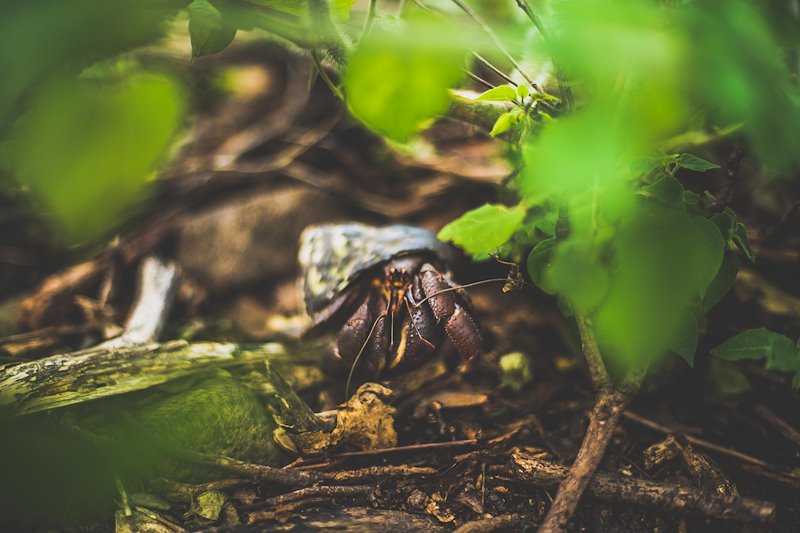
[538, 317, 647, 533]
[513, 451, 776, 523]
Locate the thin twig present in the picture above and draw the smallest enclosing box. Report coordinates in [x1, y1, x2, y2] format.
[449, 0, 538, 89]
[453, 514, 525, 533]
[513, 451, 776, 523]
[466, 70, 496, 90]
[289, 438, 478, 467]
[623, 410, 800, 487]
[472, 52, 518, 87]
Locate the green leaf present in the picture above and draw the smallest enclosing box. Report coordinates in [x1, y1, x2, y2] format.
[684, 215, 727, 297]
[517, 84, 530, 99]
[490, 112, 515, 137]
[344, 19, 466, 142]
[526, 237, 558, 294]
[438, 203, 526, 260]
[710, 208, 736, 240]
[702, 251, 740, 312]
[669, 313, 699, 366]
[640, 175, 686, 210]
[2, 74, 184, 243]
[188, 0, 236, 59]
[676, 153, 720, 172]
[682, 190, 700, 205]
[732, 222, 755, 262]
[712, 328, 799, 372]
[475, 85, 518, 102]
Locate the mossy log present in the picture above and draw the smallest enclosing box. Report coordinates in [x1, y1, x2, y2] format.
[0, 340, 300, 416]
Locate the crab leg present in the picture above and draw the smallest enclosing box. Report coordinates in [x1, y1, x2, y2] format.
[334, 290, 390, 380]
[419, 263, 484, 362]
[389, 278, 444, 372]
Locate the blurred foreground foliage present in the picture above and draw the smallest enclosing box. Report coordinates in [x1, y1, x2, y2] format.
[1, 0, 799, 375]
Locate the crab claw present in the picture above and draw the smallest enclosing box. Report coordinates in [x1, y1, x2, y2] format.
[419, 263, 484, 362]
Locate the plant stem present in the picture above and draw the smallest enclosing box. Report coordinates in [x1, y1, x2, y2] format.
[359, 0, 379, 43]
[538, 316, 646, 533]
[576, 314, 611, 391]
[311, 51, 345, 101]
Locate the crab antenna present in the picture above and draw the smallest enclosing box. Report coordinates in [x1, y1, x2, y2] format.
[413, 278, 508, 309]
[345, 300, 391, 398]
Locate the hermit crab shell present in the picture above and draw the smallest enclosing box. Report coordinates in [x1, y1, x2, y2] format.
[298, 223, 456, 315]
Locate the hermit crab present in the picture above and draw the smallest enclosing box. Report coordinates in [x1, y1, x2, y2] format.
[299, 223, 484, 379]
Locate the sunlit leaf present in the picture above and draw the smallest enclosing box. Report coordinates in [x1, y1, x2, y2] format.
[475, 85, 517, 102]
[188, 0, 236, 59]
[490, 112, 515, 137]
[438, 203, 526, 260]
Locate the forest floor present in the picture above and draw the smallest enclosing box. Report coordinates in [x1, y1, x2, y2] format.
[0, 42, 798, 532]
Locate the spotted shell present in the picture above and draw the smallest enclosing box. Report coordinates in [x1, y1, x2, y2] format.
[298, 223, 456, 315]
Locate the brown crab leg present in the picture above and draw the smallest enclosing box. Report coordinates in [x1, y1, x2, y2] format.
[419, 263, 484, 362]
[335, 290, 390, 380]
[388, 279, 444, 372]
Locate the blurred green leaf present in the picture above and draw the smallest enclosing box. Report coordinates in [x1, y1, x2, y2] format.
[544, 239, 609, 314]
[344, 17, 466, 142]
[1, 74, 184, 243]
[438, 203, 526, 259]
[332, 0, 358, 20]
[517, 84, 529, 99]
[712, 329, 799, 372]
[188, 0, 237, 59]
[475, 85, 517, 102]
[676, 153, 720, 172]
